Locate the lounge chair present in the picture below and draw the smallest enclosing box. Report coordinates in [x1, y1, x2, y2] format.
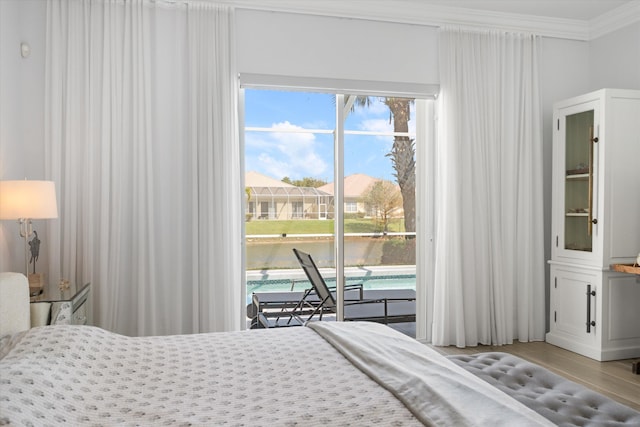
[250, 273, 366, 328]
[290, 248, 416, 324]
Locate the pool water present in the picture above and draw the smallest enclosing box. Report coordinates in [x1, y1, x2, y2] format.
[247, 274, 416, 303]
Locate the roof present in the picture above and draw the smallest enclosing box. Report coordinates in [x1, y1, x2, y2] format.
[245, 172, 395, 199]
[317, 173, 382, 198]
[248, 186, 331, 198]
[246, 171, 331, 198]
[245, 171, 294, 188]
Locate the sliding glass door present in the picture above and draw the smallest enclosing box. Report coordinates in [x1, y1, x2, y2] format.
[243, 89, 336, 275]
[339, 94, 418, 335]
[242, 87, 431, 339]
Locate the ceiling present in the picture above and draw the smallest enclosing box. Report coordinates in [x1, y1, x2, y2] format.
[416, 0, 634, 21]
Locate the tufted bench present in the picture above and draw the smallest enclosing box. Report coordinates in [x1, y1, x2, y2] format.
[447, 352, 640, 427]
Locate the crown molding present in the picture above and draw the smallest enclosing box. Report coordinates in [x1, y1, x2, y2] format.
[589, 1, 640, 39]
[219, 0, 639, 41]
[240, 73, 439, 98]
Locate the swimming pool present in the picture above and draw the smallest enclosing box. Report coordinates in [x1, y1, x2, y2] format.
[246, 273, 416, 303]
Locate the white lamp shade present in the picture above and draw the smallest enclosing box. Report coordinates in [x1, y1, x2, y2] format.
[0, 180, 58, 220]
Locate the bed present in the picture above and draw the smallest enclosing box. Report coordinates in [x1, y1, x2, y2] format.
[1, 272, 639, 426]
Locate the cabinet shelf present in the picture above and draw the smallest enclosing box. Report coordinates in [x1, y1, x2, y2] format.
[566, 167, 589, 175]
[566, 173, 589, 180]
[566, 212, 588, 217]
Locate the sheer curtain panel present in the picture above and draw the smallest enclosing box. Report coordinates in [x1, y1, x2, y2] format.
[44, 0, 241, 336]
[432, 27, 545, 347]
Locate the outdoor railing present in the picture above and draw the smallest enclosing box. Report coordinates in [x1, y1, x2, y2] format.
[246, 232, 416, 238]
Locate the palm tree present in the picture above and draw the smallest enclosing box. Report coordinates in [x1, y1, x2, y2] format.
[350, 96, 415, 234]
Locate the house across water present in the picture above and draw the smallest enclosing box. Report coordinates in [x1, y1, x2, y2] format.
[245, 171, 402, 220]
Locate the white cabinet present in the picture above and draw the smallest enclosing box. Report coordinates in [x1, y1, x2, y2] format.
[548, 264, 640, 361]
[546, 89, 640, 361]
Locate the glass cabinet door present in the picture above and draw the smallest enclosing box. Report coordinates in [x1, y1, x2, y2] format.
[564, 109, 595, 252]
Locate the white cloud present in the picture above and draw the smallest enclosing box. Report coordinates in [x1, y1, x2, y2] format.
[353, 99, 417, 136]
[359, 116, 416, 138]
[352, 98, 389, 117]
[245, 121, 329, 180]
[359, 118, 393, 133]
[256, 153, 295, 178]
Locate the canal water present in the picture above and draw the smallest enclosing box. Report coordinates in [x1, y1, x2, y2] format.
[246, 237, 393, 270]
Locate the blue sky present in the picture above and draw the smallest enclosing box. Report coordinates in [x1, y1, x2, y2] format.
[244, 89, 416, 184]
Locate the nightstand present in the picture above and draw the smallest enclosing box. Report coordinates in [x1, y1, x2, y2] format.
[30, 283, 90, 326]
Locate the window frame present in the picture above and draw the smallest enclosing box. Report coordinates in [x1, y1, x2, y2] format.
[239, 75, 436, 340]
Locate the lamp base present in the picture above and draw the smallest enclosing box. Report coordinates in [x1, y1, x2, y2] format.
[28, 273, 44, 296]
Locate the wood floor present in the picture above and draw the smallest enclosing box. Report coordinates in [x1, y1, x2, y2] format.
[431, 341, 640, 412]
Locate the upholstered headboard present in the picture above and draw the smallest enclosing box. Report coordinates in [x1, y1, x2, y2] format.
[0, 272, 31, 336]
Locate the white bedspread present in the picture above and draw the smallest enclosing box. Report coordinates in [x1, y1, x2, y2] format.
[1, 324, 420, 426]
[308, 322, 555, 427]
[1, 323, 555, 426]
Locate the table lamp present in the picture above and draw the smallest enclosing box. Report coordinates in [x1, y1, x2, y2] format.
[0, 180, 58, 294]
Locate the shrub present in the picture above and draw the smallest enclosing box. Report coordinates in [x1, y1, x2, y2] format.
[381, 238, 416, 265]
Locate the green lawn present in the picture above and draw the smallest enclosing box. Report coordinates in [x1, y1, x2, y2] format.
[245, 218, 405, 235]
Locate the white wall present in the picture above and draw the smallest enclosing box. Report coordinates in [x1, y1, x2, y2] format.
[589, 22, 640, 91]
[0, 0, 47, 274]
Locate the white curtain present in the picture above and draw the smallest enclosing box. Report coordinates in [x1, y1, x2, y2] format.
[432, 27, 545, 346]
[44, 0, 242, 336]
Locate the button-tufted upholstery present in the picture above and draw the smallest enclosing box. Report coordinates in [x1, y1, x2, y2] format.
[447, 352, 640, 427]
[0, 272, 30, 336]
